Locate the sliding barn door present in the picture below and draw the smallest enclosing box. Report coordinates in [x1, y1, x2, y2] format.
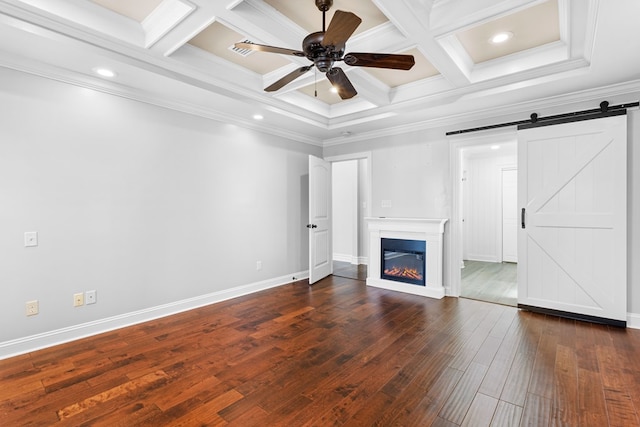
[517, 114, 627, 324]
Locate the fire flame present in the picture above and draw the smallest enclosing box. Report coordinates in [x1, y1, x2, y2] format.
[384, 267, 423, 280]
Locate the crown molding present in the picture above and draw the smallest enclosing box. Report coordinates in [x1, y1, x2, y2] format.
[322, 78, 640, 147]
[0, 51, 323, 147]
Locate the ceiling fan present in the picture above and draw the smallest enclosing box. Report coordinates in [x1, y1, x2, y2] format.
[235, 0, 415, 100]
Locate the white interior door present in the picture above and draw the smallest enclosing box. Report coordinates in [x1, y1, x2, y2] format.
[308, 155, 332, 284]
[517, 114, 627, 324]
[502, 168, 518, 262]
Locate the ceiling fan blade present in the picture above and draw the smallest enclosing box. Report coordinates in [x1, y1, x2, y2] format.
[344, 53, 416, 70]
[235, 42, 304, 57]
[326, 67, 357, 100]
[321, 10, 362, 47]
[265, 66, 313, 92]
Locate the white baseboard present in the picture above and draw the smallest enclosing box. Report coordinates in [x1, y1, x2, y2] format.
[333, 254, 368, 265]
[0, 270, 309, 360]
[366, 278, 445, 299]
[627, 312, 640, 329]
[465, 255, 501, 263]
[333, 253, 353, 263]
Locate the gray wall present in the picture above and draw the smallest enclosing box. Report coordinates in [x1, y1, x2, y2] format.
[332, 160, 358, 262]
[0, 67, 319, 347]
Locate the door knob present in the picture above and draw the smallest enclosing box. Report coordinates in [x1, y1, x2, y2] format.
[306, 224, 318, 229]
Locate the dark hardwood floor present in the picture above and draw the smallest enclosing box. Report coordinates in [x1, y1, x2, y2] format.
[2, 276, 640, 426]
[461, 261, 518, 307]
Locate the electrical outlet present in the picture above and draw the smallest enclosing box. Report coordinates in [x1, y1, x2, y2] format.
[256, 260, 262, 271]
[26, 300, 39, 316]
[85, 290, 97, 305]
[24, 231, 38, 247]
[73, 292, 84, 307]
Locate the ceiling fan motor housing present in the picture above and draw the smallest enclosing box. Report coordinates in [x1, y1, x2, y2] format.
[303, 31, 344, 72]
[315, 0, 333, 11]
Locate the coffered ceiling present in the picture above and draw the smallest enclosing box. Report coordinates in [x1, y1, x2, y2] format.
[0, 0, 638, 145]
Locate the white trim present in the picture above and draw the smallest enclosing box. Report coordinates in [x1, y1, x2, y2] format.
[326, 151, 373, 273]
[627, 312, 640, 329]
[0, 270, 308, 361]
[332, 253, 353, 263]
[356, 256, 369, 265]
[448, 128, 518, 297]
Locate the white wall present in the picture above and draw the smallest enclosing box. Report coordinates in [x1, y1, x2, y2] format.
[357, 158, 369, 263]
[462, 150, 517, 262]
[0, 68, 320, 356]
[371, 141, 450, 218]
[332, 160, 358, 262]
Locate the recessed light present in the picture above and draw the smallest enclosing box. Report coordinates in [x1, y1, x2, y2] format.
[93, 67, 116, 78]
[490, 32, 513, 44]
[491, 145, 500, 150]
[253, 114, 264, 120]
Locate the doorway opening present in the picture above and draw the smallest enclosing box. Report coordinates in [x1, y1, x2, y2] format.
[450, 132, 518, 306]
[326, 153, 371, 281]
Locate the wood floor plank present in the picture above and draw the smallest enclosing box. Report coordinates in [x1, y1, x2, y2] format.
[490, 400, 523, 427]
[551, 344, 579, 426]
[528, 319, 560, 400]
[1, 276, 639, 426]
[578, 367, 609, 427]
[438, 362, 488, 424]
[521, 392, 552, 426]
[478, 319, 525, 398]
[596, 344, 640, 426]
[460, 392, 498, 426]
[56, 370, 170, 420]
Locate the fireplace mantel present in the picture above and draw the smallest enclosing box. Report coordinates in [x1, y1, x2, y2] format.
[366, 217, 448, 299]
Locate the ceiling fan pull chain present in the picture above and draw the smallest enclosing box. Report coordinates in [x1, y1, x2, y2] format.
[314, 68, 318, 97]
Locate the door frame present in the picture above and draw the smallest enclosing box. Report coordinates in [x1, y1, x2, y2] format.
[448, 128, 517, 297]
[501, 166, 518, 263]
[325, 151, 372, 266]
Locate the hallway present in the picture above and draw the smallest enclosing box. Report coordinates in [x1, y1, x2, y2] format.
[461, 260, 517, 306]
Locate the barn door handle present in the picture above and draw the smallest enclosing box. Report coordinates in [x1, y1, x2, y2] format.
[306, 224, 317, 229]
[521, 208, 526, 229]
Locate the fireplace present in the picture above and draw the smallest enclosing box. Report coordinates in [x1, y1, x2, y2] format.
[366, 217, 447, 299]
[381, 238, 426, 286]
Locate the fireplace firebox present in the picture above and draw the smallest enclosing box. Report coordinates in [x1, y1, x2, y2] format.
[380, 238, 426, 286]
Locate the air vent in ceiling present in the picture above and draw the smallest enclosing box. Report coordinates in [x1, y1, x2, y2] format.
[229, 39, 255, 57]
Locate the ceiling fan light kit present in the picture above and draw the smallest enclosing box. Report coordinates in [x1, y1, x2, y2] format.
[235, 0, 415, 100]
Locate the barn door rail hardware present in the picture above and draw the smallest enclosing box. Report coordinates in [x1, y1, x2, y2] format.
[446, 100, 639, 136]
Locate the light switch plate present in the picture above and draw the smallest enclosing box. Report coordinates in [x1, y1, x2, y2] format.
[24, 231, 38, 247]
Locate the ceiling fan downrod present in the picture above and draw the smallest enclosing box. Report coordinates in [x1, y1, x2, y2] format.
[316, 0, 332, 32]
